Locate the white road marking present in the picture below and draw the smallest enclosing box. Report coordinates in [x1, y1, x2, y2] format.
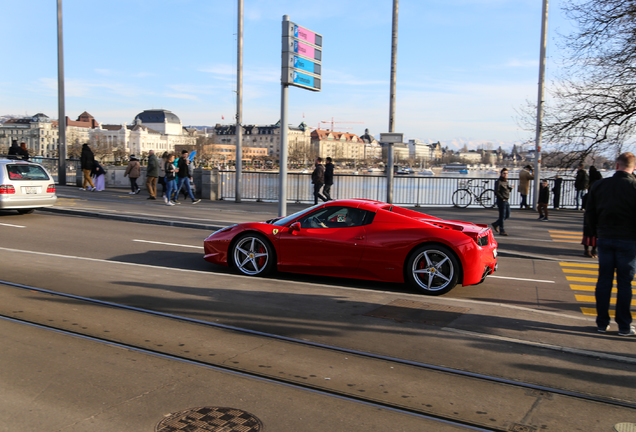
[0, 246, 585, 322]
[488, 275, 555, 284]
[0, 223, 25, 228]
[133, 239, 204, 249]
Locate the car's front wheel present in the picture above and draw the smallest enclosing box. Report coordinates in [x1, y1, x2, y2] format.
[231, 233, 275, 276]
[405, 244, 460, 295]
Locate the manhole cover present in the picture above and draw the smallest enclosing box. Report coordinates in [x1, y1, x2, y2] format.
[615, 423, 636, 432]
[156, 406, 263, 432]
[364, 299, 470, 327]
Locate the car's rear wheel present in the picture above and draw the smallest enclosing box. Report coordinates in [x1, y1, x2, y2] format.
[17, 209, 34, 215]
[406, 244, 459, 295]
[231, 233, 275, 277]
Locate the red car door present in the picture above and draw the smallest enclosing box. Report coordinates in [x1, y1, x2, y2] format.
[278, 209, 367, 276]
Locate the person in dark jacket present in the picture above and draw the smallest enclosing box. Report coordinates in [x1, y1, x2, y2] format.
[574, 163, 588, 210]
[124, 155, 141, 194]
[491, 168, 512, 236]
[80, 143, 96, 191]
[537, 179, 550, 221]
[323, 157, 334, 200]
[8, 140, 21, 157]
[311, 157, 328, 205]
[585, 152, 636, 336]
[173, 150, 200, 204]
[19, 142, 29, 160]
[146, 150, 159, 200]
[552, 175, 562, 209]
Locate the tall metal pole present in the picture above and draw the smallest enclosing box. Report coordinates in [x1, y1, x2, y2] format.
[533, 0, 549, 210]
[235, 0, 243, 202]
[57, 0, 67, 185]
[387, 0, 399, 204]
[279, 16, 290, 217]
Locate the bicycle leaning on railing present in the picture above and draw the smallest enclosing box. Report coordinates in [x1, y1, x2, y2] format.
[451, 179, 496, 208]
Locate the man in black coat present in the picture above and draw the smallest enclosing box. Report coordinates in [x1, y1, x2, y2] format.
[80, 143, 96, 191]
[174, 150, 200, 204]
[311, 157, 328, 205]
[8, 140, 21, 158]
[585, 152, 636, 336]
[323, 157, 334, 200]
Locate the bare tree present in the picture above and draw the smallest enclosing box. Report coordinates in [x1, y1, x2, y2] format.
[542, 0, 636, 163]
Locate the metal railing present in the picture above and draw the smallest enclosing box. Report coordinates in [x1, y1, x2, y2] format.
[218, 171, 580, 208]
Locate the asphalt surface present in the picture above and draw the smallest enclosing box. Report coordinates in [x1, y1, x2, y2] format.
[1, 185, 634, 431]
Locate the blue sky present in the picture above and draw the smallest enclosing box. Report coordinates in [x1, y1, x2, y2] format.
[1, 0, 570, 149]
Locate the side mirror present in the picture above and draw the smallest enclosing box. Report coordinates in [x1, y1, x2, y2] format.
[290, 222, 301, 232]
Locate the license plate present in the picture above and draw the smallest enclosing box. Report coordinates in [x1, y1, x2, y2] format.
[23, 186, 40, 194]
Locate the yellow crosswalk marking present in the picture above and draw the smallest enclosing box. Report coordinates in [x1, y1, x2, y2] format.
[580, 307, 636, 318]
[575, 295, 615, 304]
[560, 263, 599, 268]
[549, 231, 580, 234]
[562, 269, 598, 275]
[560, 262, 635, 318]
[552, 240, 580, 243]
[569, 284, 595, 292]
[550, 234, 581, 239]
[566, 276, 636, 285]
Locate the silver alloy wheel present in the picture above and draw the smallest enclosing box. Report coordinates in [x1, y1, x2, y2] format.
[234, 236, 270, 275]
[411, 249, 454, 292]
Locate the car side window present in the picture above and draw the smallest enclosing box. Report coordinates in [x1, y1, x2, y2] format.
[299, 207, 372, 229]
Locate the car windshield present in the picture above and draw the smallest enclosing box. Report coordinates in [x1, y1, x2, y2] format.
[6, 164, 50, 181]
[271, 203, 324, 227]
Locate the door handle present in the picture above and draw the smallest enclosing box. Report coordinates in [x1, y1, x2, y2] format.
[353, 235, 365, 240]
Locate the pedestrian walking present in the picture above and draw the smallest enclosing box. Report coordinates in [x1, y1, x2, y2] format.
[158, 152, 168, 198]
[491, 167, 512, 236]
[574, 163, 588, 210]
[585, 152, 636, 336]
[164, 154, 178, 206]
[8, 140, 20, 157]
[19, 142, 29, 160]
[124, 155, 141, 194]
[518, 165, 534, 209]
[311, 157, 328, 205]
[173, 150, 200, 204]
[552, 175, 562, 209]
[146, 150, 159, 200]
[323, 157, 334, 200]
[91, 160, 106, 191]
[537, 179, 549, 221]
[80, 143, 96, 191]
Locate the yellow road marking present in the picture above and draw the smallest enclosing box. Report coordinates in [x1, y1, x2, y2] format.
[549, 230, 580, 235]
[580, 307, 636, 318]
[575, 295, 614, 304]
[569, 284, 615, 292]
[560, 263, 599, 268]
[562, 269, 598, 275]
[552, 240, 580, 243]
[550, 234, 581, 239]
[566, 276, 636, 285]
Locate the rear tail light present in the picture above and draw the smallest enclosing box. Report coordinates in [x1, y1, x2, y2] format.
[0, 185, 16, 194]
[465, 231, 489, 246]
[47, 184, 56, 193]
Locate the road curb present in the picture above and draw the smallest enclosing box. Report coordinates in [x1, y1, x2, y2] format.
[40, 207, 223, 231]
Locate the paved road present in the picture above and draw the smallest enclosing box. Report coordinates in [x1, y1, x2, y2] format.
[0, 187, 634, 431]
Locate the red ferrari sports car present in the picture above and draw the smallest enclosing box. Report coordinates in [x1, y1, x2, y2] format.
[203, 199, 498, 295]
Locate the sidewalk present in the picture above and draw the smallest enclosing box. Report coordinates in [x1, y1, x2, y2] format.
[45, 185, 590, 262]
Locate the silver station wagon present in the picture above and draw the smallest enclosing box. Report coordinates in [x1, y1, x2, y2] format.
[0, 158, 57, 214]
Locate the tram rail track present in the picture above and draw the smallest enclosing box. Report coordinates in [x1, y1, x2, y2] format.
[1, 279, 635, 432]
